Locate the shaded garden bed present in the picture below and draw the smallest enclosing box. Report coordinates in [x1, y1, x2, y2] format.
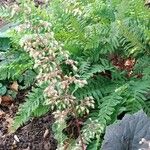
[0, 91, 57, 150]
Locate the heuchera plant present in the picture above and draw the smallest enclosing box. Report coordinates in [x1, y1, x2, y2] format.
[17, 12, 94, 149]
[102, 110, 150, 150]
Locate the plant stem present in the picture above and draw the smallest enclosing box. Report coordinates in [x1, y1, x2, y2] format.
[75, 118, 85, 150]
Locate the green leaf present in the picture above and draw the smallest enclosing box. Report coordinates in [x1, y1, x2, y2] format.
[0, 83, 7, 95]
[0, 37, 10, 51]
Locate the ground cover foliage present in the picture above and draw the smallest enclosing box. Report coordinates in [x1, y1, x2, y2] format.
[0, 0, 150, 149]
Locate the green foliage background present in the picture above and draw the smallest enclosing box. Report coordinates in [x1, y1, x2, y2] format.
[0, 0, 150, 149]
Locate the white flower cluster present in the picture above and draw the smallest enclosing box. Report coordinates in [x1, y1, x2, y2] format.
[19, 26, 94, 115]
[62, 0, 84, 17]
[20, 32, 65, 83]
[76, 96, 95, 114]
[81, 118, 104, 143]
[14, 23, 31, 32]
[11, 4, 20, 17]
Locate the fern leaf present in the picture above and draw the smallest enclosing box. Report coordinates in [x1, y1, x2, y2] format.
[13, 83, 48, 130]
[81, 94, 122, 145]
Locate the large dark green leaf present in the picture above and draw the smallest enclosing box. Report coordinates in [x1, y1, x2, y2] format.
[0, 22, 19, 51]
[0, 36, 10, 51]
[102, 110, 150, 150]
[0, 83, 7, 95]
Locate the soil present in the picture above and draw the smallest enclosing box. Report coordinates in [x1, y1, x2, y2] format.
[0, 90, 57, 150]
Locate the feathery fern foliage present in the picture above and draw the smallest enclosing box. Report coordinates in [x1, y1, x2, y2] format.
[1, 0, 150, 149]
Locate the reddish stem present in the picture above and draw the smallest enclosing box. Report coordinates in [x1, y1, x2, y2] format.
[75, 118, 86, 150]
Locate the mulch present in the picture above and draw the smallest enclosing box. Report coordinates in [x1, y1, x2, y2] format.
[0, 90, 57, 150]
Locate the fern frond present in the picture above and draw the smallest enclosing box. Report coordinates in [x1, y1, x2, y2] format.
[129, 80, 150, 101]
[78, 60, 91, 75]
[13, 83, 48, 130]
[74, 77, 107, 105]
[124, 97, 143, 113]
[0, 50, 33, 80]
[80, 59, 113, 80]
[81, 94, 123, 146]
[0, 4, 9, 18]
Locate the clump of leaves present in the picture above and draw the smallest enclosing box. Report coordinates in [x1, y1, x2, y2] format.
[0, 18, 35, 101]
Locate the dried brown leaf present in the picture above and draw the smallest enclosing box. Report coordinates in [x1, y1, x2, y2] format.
[10, 81, 19, 92]
[0, 109, 5, 118]
[0, 96, 13, 106]
[43, 128, 49, 138]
